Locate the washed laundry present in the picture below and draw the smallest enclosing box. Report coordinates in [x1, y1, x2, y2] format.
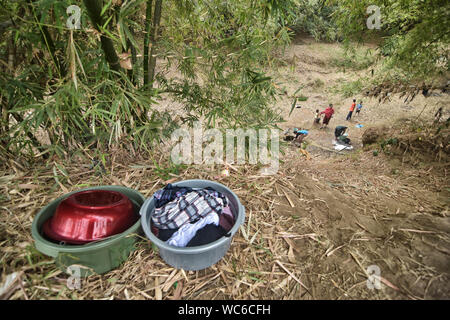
[166, 212, 220, 247]
[153, 184, 220, 208]
[150, 185, 235, 247]
[152, 189, 228, 230]
[151, 226, 177, 241]
[222, 206, 233, 219]
[186, 224, 228, 247]
[153, 206, 235, 243]
[153, 184, 194, 208]
[219, 208, 234, 232]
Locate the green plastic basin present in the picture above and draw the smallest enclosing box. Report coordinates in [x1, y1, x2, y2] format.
[31, 185, 145, 275]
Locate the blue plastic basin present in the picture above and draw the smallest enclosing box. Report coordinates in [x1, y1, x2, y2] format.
[140, 179, 245, 270]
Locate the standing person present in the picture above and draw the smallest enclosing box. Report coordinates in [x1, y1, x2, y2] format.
[355, 100, 363, 116]
[346, 99, 356, 121]
[320, 104, 335, 129]
[313, 109, 321, 124]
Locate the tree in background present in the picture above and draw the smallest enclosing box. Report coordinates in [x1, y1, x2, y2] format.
[328, 0, 450, 82]
[291, 0, 339, 41]
[0, 0, 298, 161]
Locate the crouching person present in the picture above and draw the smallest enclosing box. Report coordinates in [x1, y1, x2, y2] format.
[293, 128, 309, 146]
[334, 125, 351, 145]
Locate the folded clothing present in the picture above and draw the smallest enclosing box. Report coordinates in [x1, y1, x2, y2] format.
[166, 212, 219, 247]
[187, 224, 228, 247]
[152, 189, 228, 230]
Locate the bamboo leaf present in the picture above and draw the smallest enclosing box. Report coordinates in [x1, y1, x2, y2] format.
[100, 0, 113, 17]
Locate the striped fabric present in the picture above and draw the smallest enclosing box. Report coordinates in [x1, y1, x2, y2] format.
[153, 184, 193, 208]
[151, 189, 228, 230]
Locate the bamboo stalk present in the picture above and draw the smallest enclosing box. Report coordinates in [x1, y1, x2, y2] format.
[143, 0, 153, 86]
[148, 0, 163, 86]
[27, 0, 66, 77]
[83, 0, 121, 72]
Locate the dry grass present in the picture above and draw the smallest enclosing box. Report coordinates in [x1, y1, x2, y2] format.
[1, 139, 449, 300]
[0, 149, 322, 300]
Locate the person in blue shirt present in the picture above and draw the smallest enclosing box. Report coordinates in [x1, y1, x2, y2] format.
[355, 100, 363, 116]
[293, 128, 308, 144]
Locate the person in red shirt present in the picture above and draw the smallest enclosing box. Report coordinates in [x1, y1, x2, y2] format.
[319, 104, 335, 129]
[346, 99, 356, 121]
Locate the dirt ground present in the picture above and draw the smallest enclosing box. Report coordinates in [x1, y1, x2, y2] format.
[0, 34, 449, 300]
[268, 34, 450, 299]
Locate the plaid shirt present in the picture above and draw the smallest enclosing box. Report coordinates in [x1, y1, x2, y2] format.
[153, 184, 193, 208]
[152, 189, 228, 230]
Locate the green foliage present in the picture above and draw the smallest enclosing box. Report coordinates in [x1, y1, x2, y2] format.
[291, 0, 339, 41]
[380, 137, 398, 151]
[5, 68, 172, 158]
[0, 0, 297, 161]
[152, 159, 186, 180]
[331, 47, 376, 71]
[332, 79, 365, 98]
[288, 85, 306, 115]
[328, 0, 450, 81]
[379, 137, 399, 155]
[156, 0, 296, 128]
